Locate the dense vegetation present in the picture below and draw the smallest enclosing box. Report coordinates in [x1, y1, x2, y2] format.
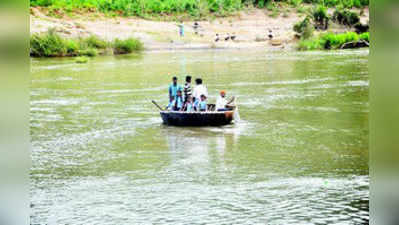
[297, 31, 369, 50]
[30, 29, 143, 57]
[30, 0, 368, 18]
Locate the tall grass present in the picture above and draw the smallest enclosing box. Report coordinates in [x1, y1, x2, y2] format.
[297, 31, 369, 50]
[30, 29, 143, 57]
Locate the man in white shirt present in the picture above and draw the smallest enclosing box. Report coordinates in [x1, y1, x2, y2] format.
[216, 90, 235, 111]
[193, 78, 208, 101]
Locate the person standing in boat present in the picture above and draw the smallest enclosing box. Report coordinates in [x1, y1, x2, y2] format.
[192, 78, 208, 102]
[169, 76, 182, 103]
[216, 90, 235, 111]
[183, 75, 192, 103]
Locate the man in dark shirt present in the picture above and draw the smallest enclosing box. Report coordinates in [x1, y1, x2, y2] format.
[183, 75, 192, 103]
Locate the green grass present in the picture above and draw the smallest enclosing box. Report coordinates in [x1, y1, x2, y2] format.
[30, 0, 368, 19]
[297, 31, 369, 50]
[30, 29, 143, 57]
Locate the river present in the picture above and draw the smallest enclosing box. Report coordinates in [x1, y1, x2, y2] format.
[30, 49, 369, 225]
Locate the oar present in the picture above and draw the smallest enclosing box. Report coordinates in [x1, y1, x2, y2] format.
[151, 100, 164, 111]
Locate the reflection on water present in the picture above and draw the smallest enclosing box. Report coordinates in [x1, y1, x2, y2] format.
[30, 49, 368, 225]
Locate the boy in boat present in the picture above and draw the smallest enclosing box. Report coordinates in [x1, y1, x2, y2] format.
[183, 95, 194, 112]
[216, 90, 235, 111]
[167, 90, 183, 111]
[199, 94, 207, 112]
[192, 78, 208, 102]
[183, 75, 192, 103]
[169, 76, 182, 103]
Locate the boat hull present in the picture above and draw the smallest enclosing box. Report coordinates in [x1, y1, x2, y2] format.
[160, 111, 234, 126]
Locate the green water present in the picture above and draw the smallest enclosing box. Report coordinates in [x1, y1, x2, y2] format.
[30, 49, 369, 224]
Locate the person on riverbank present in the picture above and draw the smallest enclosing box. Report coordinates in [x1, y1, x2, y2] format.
[183, 75, 192, 103]
[169, 76, 182, 103]
[199, 94, 207, 111]
[192, 78, 208, 102]
[216, 90, 235, 111]
[178, 22, 184, 37]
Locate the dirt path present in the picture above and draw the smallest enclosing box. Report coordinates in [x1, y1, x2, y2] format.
[30, 7, 369, 51]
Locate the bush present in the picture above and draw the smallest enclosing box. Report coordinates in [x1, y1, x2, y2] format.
[294, 16, 313, 39]
[312, 5, 329, 30]
[359, 32, 369, 42]
[297, 31, 370, 50]
[30, 29, 67, 57]
[83, 35, 108, 49]
[113, 38, 144, 54]
[332, 8, 360, 27]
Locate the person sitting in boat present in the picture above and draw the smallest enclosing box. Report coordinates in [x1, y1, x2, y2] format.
[199, 94, 207, 112]
[169, 76, 182, 103]
[183, 75, 192, 103]
[192, 78, 208, 102]
[183, 95, 194, 112]
[216, 90, 235, 111]
[166, 90, 183, 111]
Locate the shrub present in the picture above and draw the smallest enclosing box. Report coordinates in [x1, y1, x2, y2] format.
[113, 38, 144, 54]
[332, 8, 360, 27]
[359, 32, 369, 42]
[294, 16, 313, 39]
[312, 5, 329, 30]
[83, 35, 108, 49]
[298, 31, 369, 50]
[30, 29, 67, 57]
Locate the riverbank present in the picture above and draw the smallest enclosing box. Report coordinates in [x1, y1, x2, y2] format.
[30, 6, 369, 52]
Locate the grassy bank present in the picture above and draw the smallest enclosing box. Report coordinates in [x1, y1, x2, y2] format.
[297, 31, 369, 50]
[31, 0, 368, 19]
[30, 29, 143, 57]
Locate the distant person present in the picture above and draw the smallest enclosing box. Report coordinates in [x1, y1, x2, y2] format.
[216, 90, 235, 111]
[193, 78, 208, 102]
[167, 90, 183, 111]
[193, 21, 199, 35]
[199, 94, 207, 112]
[225, 33, 230, 41]
[183, 75, 192, 103]
[178, 22, 184, 37]
[231, 32, 236, 41]
[215, 33, 220, 42]
[169, 76, 182, 103]
[268, 29, 273, 40]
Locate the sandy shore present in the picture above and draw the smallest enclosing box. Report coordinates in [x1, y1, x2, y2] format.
[30, 7, 369, 51]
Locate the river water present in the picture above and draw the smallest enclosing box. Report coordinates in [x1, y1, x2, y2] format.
[30, 49, 369, 225]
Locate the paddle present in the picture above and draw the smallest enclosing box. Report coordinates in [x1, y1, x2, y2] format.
[151, 100, 164, 111]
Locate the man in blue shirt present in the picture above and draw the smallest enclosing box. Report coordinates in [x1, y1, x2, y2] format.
[167, 90, 183, 111]
[169, 76, 182, 103]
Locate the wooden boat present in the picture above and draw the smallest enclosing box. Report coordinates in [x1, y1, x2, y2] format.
[160, 110, 235, 126]
[152, 101, 236, 126]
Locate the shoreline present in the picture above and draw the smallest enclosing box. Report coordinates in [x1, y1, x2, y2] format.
[30, 7, 369, 55]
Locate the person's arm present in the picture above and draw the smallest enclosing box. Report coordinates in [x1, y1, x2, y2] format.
[169, 85, 172, 99]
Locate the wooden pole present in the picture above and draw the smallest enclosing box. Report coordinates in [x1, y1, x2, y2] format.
[151, 100, 164, 111]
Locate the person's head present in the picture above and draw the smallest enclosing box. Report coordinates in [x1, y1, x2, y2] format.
[177, 90, 182, 96]
[195, 78, 203, 85]
[200, 94, 206, 101]
[186, 75, 192, 83]
[172, 76, 177, 85]
[220, 90, 226, 98]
